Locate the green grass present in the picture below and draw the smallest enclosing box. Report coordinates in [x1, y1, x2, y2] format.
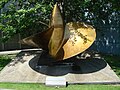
[103, 55, 120, 77]
[0, 83, 119, 90]
[0, 55, 12, 71]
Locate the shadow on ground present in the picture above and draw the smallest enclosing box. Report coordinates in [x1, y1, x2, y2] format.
[7, 49, 42, 67]
[29, 51, 107, 76]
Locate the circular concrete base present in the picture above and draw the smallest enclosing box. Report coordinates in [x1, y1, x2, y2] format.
[0, 50, 120, 84]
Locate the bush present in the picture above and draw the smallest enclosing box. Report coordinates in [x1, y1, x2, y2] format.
[0, 55, 12, 70]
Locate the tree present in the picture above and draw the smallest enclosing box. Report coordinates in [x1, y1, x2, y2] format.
[0, 0, 119, 42]
[0, 0, 53, 42]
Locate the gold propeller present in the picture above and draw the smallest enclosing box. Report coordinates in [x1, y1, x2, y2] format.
[20, 3, 96, 60]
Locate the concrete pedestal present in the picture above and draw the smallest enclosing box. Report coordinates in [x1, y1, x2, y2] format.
[0, 50, 120, 84]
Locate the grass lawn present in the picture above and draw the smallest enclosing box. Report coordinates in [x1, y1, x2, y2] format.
[103, 55, 120, 77]
[0, 55, 12, 71]
[0, 54, 120, 90]
[0, 83, 120, 90]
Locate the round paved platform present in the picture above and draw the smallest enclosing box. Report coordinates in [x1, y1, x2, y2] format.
[0, 50, 120, 84]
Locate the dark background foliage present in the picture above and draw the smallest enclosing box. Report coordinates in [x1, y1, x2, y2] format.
[0, 0, 120, 42]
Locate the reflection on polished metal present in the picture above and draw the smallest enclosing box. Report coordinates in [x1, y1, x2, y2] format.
[20, 3, 96, 60]
[48, 3, 64, 57]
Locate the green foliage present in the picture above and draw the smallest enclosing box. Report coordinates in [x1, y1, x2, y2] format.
[103, 55, 120, 77]
[0, 0, 119, 42]
[0, 55, 11, 71]
[0, 0, 53, 42]
[64, 0, 120, 22]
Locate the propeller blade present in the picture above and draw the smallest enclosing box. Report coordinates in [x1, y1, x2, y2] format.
[48, 3, 64, 58]
[55, 22, 96, 60]
[20, 26, 54, 50]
